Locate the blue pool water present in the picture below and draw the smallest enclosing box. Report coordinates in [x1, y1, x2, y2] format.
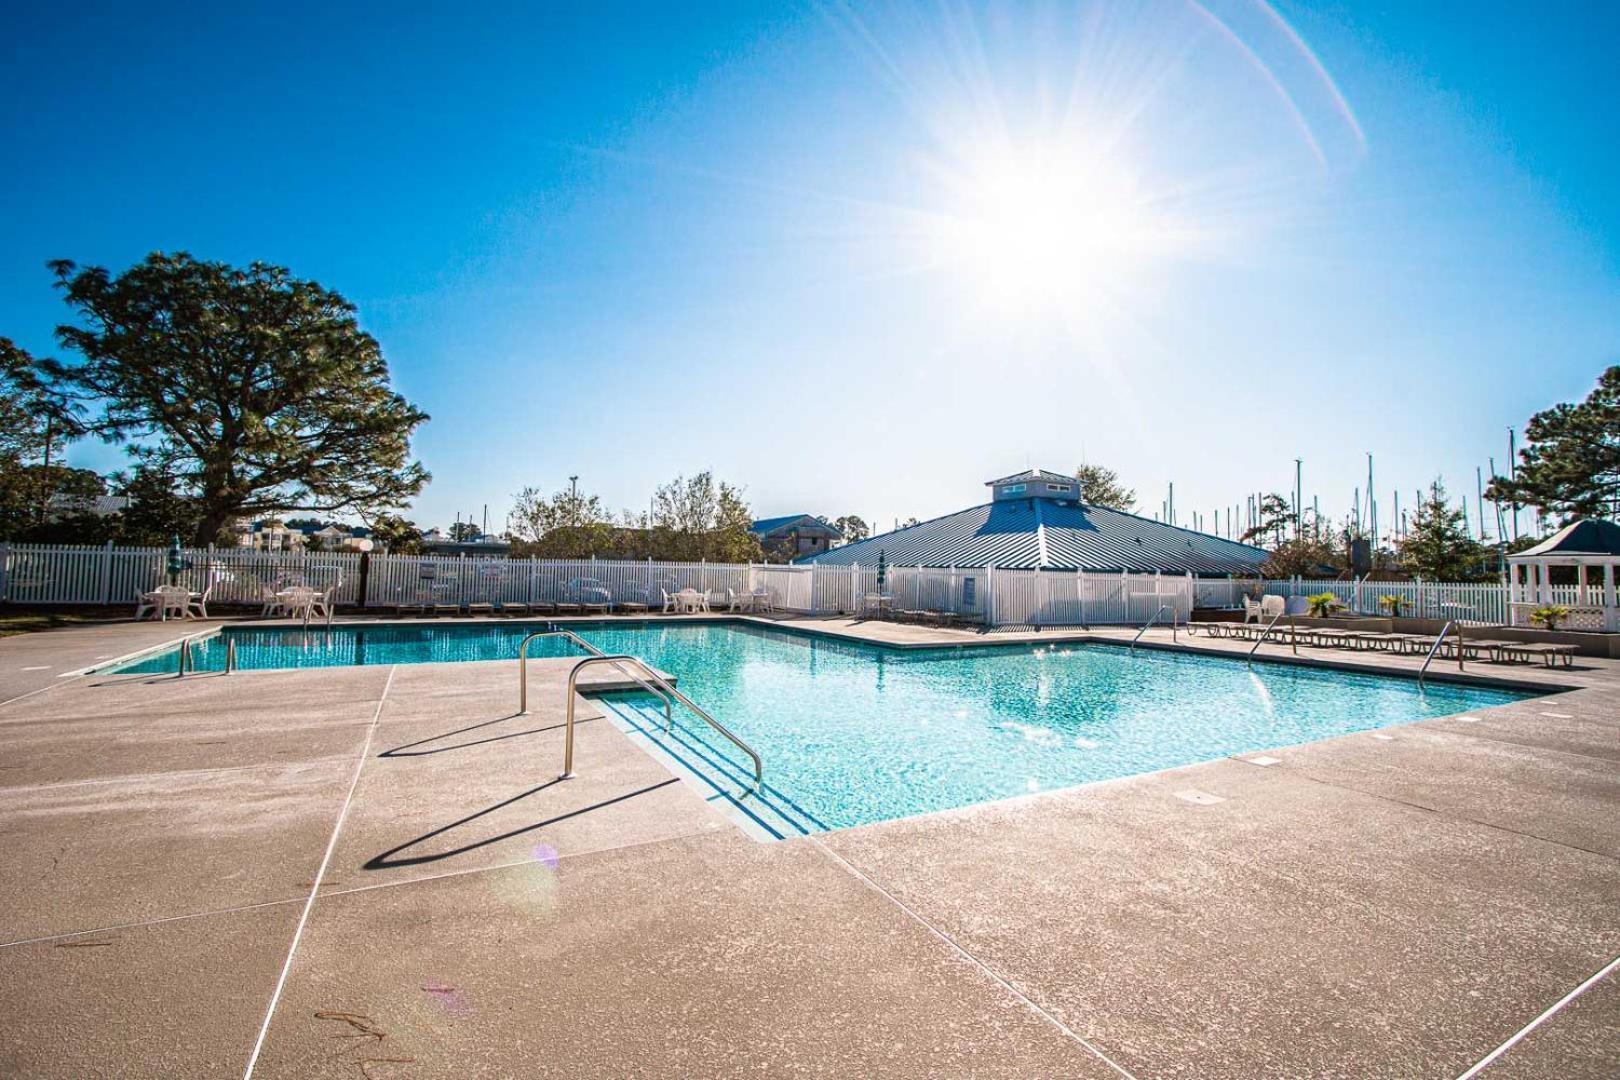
[109, 621, 1531, 836]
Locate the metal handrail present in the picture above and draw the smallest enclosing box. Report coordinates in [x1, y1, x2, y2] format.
[1247, 611, 1286, 659]
[1131, 605, 1174, 648]
[176, 636, 195, 677]
[1419, 620, 1456, 684]
[562, 654, 762, 791]
[225, 639, 237, 674]
[518, 629, 673, 725]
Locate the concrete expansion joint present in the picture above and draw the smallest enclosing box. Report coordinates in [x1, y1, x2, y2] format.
[1290, 770, 1620, 865]
[809, 837, 1139, 1080]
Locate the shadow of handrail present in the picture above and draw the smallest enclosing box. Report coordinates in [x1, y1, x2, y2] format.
[378, 713, 596, 758]
[362, 777, 677, 870]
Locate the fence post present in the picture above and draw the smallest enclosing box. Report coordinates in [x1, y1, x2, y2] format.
[986, 564, 995, 625]
[0, 542, 8, 602]
[98, 540, 115, 606]
[358, 551, 371, 608]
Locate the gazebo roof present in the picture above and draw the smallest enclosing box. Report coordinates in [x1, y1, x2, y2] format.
[1511, 519, 1620, 560]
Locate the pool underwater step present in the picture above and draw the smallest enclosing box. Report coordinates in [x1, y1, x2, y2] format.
[595, 694, 824, 840]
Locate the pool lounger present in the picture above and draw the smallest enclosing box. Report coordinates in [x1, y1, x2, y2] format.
[1497, 642, 1578, 668]
[466, 602, 495, 617]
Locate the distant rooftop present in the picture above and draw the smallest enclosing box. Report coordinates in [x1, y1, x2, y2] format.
[986, 468, 1077, 487]
[803, 498, 1267, 575]
[751, 514, 842, 539]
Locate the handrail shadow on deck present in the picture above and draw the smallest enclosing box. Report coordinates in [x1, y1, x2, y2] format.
[362, 777, 677, 870]
[378, 713, 597, 758]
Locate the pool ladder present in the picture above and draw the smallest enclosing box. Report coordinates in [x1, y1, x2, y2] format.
[1131, 604, 1178, 649]
[516, 630, 763, 792]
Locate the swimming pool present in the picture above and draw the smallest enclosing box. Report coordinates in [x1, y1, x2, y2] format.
[108, 621, 1532, 837]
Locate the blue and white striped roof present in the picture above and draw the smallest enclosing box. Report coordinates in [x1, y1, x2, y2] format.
[801, 499, 1267, 575]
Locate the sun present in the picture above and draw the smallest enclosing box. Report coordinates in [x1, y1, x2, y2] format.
[919, 139, 1176, 317]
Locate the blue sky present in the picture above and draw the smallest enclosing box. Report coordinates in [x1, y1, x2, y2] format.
[3, 1, 1617, 542]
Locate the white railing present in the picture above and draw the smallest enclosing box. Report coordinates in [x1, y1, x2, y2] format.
[0, 542, 1558, 630]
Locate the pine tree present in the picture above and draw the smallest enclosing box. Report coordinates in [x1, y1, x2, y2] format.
[1399, 480, 1490, 580]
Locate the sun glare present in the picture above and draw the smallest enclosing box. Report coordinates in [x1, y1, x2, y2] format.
[922, 140, 1173, 316]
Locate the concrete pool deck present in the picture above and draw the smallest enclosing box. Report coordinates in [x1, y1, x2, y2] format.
[0, 615, 1616, 1077]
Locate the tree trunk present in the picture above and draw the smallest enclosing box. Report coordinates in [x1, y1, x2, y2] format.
[194, 505, 236, 548]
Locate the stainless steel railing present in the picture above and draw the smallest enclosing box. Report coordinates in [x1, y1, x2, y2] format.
[1131, 604, 1176, 648]
[517, 629, 673, 725]
[1419, 620, 1456, 684]
[1247, 611, 1286, 660]
[561, 654, 762, 790]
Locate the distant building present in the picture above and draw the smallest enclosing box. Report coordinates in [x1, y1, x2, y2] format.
[750, 514, 843, 561]
[234, 520, 308, 552]
[232, 519, 374, 552]
[803, 468, 1269, 575]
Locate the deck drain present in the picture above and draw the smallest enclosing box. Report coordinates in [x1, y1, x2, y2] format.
[1371, 733, 1395, 741]
[1243, 756, 1282, 767]
[1540, 711, 1573, 719]
[1454, 715, 1481, 723]
[1174, 789, 1226, 805]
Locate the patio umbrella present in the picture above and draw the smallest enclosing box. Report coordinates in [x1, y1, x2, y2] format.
[876, 549, 887, 592]
[166, 535, 190, 586]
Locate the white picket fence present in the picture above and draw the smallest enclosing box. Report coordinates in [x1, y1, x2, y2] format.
[1191, 576, 1588, 626]
[0, 542, 1551, 629]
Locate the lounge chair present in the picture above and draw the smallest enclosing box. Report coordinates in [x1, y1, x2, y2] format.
[1498, 642, 1578, 668]
[497, 601, 530, 617]
[466, 601, 495, 617]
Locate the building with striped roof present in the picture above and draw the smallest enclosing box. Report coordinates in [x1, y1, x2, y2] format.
[802, 469, 1268, 576]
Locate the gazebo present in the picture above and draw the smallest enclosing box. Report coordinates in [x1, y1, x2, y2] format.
[1506, 519, 1620, 632]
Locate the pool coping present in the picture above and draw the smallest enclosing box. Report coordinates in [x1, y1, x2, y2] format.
[85, 612, 1588, 695]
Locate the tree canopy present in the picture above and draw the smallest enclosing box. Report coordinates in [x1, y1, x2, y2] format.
[40, 253, 429, 545]
[1074, 464, 1136, 510]
[1241, 493, 1296, 549]
[831, 514, 869, 542]
[1487, 365, 1620, 521]
[0, 337, 88, 538]
[367, 513, 424, 554]
[508, 484, 614, 557]
[650, 472, 760, 562]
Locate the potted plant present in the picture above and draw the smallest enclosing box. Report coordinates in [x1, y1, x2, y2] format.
[1530, 605, 1570, 631]
[1378, 594, 1407, 618]
[1306, 592, 1345, 618]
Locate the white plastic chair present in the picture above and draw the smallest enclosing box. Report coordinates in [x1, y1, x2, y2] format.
[307, 584, 336, 624]
[187, 584, 213, 620]
[1261, 594, 1287, 620]
[1242, 596, 1264, 623]
[135, 589, 161, 621]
